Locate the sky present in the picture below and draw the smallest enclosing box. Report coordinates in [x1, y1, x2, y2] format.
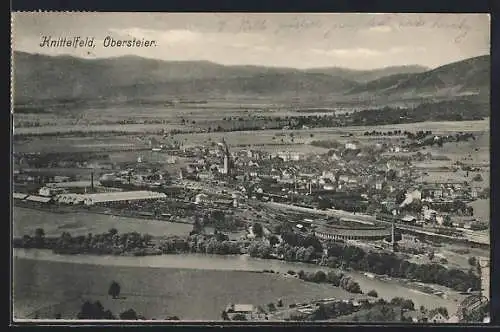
[12, 12, 490, 70]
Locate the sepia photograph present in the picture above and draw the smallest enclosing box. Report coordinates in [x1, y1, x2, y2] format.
[11, 12, 490, 323]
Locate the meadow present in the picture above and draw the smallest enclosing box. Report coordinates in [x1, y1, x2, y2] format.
[13, 258, 359, 320]
[13, 207, 193, 238]
[467, 199, 490, 224]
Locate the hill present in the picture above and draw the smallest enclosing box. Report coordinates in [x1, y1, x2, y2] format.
[13, 52, 356, 102]
[348, 55, 490, 100]
[306, 65, 429, 83]
[13, 51, 489, 104]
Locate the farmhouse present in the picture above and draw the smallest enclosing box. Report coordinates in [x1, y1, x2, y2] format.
[427, 309, 449, 323]
[225, 304, 264, 320]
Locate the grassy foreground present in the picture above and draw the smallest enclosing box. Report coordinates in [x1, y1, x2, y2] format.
[13, 258, 358, 320]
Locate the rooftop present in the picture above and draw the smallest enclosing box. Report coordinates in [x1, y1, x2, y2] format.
[47, 181, 94, 188]
[230, 304, 255, 313]
[13, 193, 28, 200]
[26, 195, 52, 203]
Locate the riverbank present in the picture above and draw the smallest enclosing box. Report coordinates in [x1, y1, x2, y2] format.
[13, 248, 465, 319]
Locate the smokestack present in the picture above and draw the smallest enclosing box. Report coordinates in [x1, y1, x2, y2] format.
[91, 171, 94, 191]
[391, 222, 396, 251]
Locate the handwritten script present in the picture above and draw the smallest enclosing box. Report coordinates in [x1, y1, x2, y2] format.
[216, 14, 473, 43]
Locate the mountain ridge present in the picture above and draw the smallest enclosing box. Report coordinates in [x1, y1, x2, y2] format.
[13, 51, 489, 104]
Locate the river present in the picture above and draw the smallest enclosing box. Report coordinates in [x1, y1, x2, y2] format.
[13, 248, 464, 314]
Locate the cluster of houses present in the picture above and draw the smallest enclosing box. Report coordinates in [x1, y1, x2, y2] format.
[223, 298, 462, 323]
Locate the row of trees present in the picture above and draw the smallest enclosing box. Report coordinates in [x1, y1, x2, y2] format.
[350, 100, 488, 127]
[15, 228, 158, 256]
[154, 234, 242, 255]
[324, 241, 480, 292]
[363, 130, 407, 137]
[14, 228, 245, 257]
[427, 200, 474, 216]
[311, 296, 417, 322]
[276, 244, 317, 263]
[401, 132, 475, 150]
[18, 227, 479, 293]
[193, 210, 245, 233]
[75, 300, 179, 320]
[215, 100, 487, 133]
[294, 269, 362, 294]
[77, 301, 147, 320]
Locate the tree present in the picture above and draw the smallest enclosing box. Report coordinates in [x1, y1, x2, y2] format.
[277, 298, 283, 307]
[77, 301, 113, 319]
[346, 281, 362, 294]
[386, 169, 397, 181]
[253, 222, 264, 238]
[119, 309, 138, 320]
[221, 310, 230, 320]
[142, 234, 153, 245]
[468, 256, 477, 267]
[367, 290, 378, 298]
[34, 228, 45, 248]
[390, 297, 405, 306]
[108, 280, 121, 299]
[232, 313, 247, 321]
[436, 307, 449, 319]
[191, 216, 203, 235]
[401, 299, 415, 311]
[248, 241, 271, 259]
[395, 190, 407, 206]
[108, 228, 118, 237]
[443, 215, 452, 227]
[267, 302, 277, 312]
[326, 271, 343, 286]
[312, 303, 328, 320]
[312, 270, 327, 283]
[473, 174, 483, 182]
[269, 235, 280, 246]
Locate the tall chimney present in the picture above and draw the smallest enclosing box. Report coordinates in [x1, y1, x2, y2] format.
[91, 171, 94, 191]
[391, 222, 395, 251]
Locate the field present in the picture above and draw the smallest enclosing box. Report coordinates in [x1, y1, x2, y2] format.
[467, 199, 490, 224]
[13, 101, 351, 129]
[14, 123, 193, 136]
[425, 131, 490, 162]
[436, 243, 490, 271]
[418, 170, 489, 191]
[13, 258, 359, 320]
[14, 119, 490, 159]
[13, 207, 193, 238]
[14, 135, 150, 154]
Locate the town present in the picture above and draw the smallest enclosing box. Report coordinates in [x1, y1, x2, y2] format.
[13, 126, 490, 322]
[12, 12, 490, 324]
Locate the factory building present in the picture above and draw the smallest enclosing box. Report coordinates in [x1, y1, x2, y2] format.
[56, 191, 166, 206]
